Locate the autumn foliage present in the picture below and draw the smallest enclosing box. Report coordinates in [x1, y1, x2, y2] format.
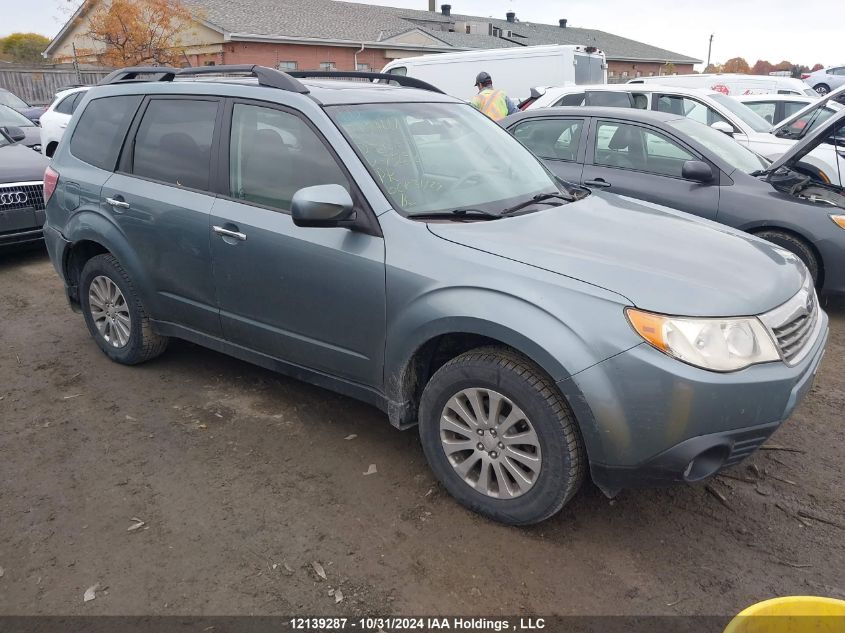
[706, 57, 824, 78]
[82, 0, 195, 66]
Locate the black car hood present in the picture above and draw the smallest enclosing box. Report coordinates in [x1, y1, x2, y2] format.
[0, 143, 49, 183]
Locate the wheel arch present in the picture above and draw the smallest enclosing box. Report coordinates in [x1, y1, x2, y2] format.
[62, 212, 153, 310]
[744, 223, 825, 287]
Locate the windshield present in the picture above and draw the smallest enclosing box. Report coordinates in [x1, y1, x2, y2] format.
[708, 93, 772, 132]
[0, 104, 34, 127]
[0, 90, 29, 110]
[668, 118, 768, 174]
[329, 102, 561, 216]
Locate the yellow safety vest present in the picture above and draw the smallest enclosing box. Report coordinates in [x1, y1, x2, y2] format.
[471, 88, 509, 121]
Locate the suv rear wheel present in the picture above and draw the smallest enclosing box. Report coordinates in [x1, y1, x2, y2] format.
[419, 347, 585, 525]
[79, 254, 168, 365]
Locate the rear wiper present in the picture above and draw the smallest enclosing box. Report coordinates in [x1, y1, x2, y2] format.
[409, 208, 501, 221]
[500, 191, 574, 216]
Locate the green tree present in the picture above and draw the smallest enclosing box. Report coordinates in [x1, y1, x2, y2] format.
[0, 32, 51, 64]
[662, 62, 677, 75]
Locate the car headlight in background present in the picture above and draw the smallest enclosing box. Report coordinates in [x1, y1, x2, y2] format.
[831, 214, 845, 229]
[626, 308, 780, 372]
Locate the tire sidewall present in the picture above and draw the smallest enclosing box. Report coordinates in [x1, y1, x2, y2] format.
[79, 255, 145, 364]
[419, 357, 575, 524]
[756, 231, 818, 284]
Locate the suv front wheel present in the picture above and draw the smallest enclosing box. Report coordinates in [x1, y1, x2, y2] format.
[79, 254, 168, 365]
[419, 347, 585, 525]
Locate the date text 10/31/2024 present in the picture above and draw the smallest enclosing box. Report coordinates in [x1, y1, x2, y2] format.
[290, 617, 547, 631]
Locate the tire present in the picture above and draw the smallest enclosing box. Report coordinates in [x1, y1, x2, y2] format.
[79, 253, 168, 365]
[754, 230, 820, 286]
[418, 346, 585, 525]
[813, 84, 830, 95]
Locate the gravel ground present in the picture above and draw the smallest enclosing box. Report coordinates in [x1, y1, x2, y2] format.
[1, 246, 843, 617]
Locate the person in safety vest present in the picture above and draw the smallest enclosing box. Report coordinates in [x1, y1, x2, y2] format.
[470, 72, 516, 121]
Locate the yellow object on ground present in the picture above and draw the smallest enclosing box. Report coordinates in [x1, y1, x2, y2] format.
[724, 596, 845, 633]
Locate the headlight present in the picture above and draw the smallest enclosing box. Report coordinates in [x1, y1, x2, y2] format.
[626, 308, 780, 372]
[831, 214, 845, 230]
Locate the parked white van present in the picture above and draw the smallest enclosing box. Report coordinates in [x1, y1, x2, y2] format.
[381, 44, 607, 102]
[628, 74, 818, 97]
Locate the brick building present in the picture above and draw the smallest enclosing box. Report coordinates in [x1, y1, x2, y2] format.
[45, 0, 700, 76]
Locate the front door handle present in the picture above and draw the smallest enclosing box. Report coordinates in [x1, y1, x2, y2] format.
[213, 225, 247, 241]
[105, 196, 130, 210]
[584, 178, 611, 188]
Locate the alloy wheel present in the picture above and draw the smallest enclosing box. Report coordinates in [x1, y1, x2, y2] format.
[439, 388, 542, 499]
[88, 275, 131, 348]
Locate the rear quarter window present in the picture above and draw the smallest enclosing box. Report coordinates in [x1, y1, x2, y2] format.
[69, 95, 142, 171]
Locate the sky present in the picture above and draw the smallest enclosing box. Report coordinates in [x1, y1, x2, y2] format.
[3, 0, 842, 69]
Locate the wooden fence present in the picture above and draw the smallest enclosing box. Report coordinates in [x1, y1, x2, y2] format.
[0, 67, 114, 106]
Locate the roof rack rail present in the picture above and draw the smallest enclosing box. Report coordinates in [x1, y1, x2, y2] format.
[287, 71, 445, 94]
[176, 65, 309, 94]
[98, 66, 179, 85]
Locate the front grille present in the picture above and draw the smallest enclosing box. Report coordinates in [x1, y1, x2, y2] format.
[772, 292, 819, 363]
[0, 182, 45, 211]
[759, 275, 821, 366]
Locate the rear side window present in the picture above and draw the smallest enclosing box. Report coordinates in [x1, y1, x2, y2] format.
[54, 93, 78, 115]
[131, 99, 218, 191]
[512, 118, 584, 161]
[744, 101, 777, 124]
[585, 91, 634, 108]
[554, 92, 585, 107]
[69, 95, 142, 171]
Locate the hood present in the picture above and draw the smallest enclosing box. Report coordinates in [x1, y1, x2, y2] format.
[767, 107, 845, 176]
[0, 143, 49, 184]
[16, 106, 47, 123]
[426, 192, 805, 317]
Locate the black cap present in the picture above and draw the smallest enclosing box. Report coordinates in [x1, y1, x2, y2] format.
[474, 71, 492, 86]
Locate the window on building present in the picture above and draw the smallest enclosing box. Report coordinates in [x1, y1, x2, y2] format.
[635, 71, 642, 77]
[356, 63, 371, 72]
[203, 61, 216, 66]
[278, 61, 298, 71]
[229, 104, 349, 212]
[131, 99, 218, 191]
[621, 71, 629, 78]
[320, 62, 337, 71]
[69, 95, 142, 171]
[608, 70, 615, 78]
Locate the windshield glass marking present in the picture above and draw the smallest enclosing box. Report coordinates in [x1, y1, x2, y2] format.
[328, 103, 565, 216]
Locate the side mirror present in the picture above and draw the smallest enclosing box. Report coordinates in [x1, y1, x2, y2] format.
[291, 184, 355, 228]
[710, 121, 735, 136]
[682, 160, 714, 183]
[2, 126, 26, 142]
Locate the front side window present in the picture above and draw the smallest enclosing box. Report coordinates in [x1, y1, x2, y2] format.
[782, 101, 809, 120]
[512, 118, 584, 161]
[744, 101, 777, 124]
[329, 102, 558, 215]
[668, 118, 768, 174]
[131, 99, 218, 190]
[70, 95, 142, 171]
[594, 121, 695, 178]
[229, 103, 348, 211]
[831, 67, 845, 76]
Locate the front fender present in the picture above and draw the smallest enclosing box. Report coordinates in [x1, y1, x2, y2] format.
[384, 284, 639, 428]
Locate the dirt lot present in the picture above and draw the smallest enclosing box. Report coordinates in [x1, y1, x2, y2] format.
[1, 246, 843, 617]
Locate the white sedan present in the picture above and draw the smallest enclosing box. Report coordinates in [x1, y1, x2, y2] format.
[39, 86, 89, 158]
[733, 94, 841, 126]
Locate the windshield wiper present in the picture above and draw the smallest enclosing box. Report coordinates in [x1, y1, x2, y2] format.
[409, 208, 501, 221]
[500, 191, 574, 216]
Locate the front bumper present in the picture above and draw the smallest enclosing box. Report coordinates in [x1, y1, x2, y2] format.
[559, 314, 829, 494]
[0, 206, 45, 247]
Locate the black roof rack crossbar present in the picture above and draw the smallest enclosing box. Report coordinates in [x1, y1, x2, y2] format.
[98, 66, 179, 85]
[175, 65, 309, 94]
[287, 71, 445, 94]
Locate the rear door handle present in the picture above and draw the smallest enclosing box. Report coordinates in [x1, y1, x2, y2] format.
[105, 196, 130, 210]
[584, 179, 611, 188]
[213, 225, 247, 241]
